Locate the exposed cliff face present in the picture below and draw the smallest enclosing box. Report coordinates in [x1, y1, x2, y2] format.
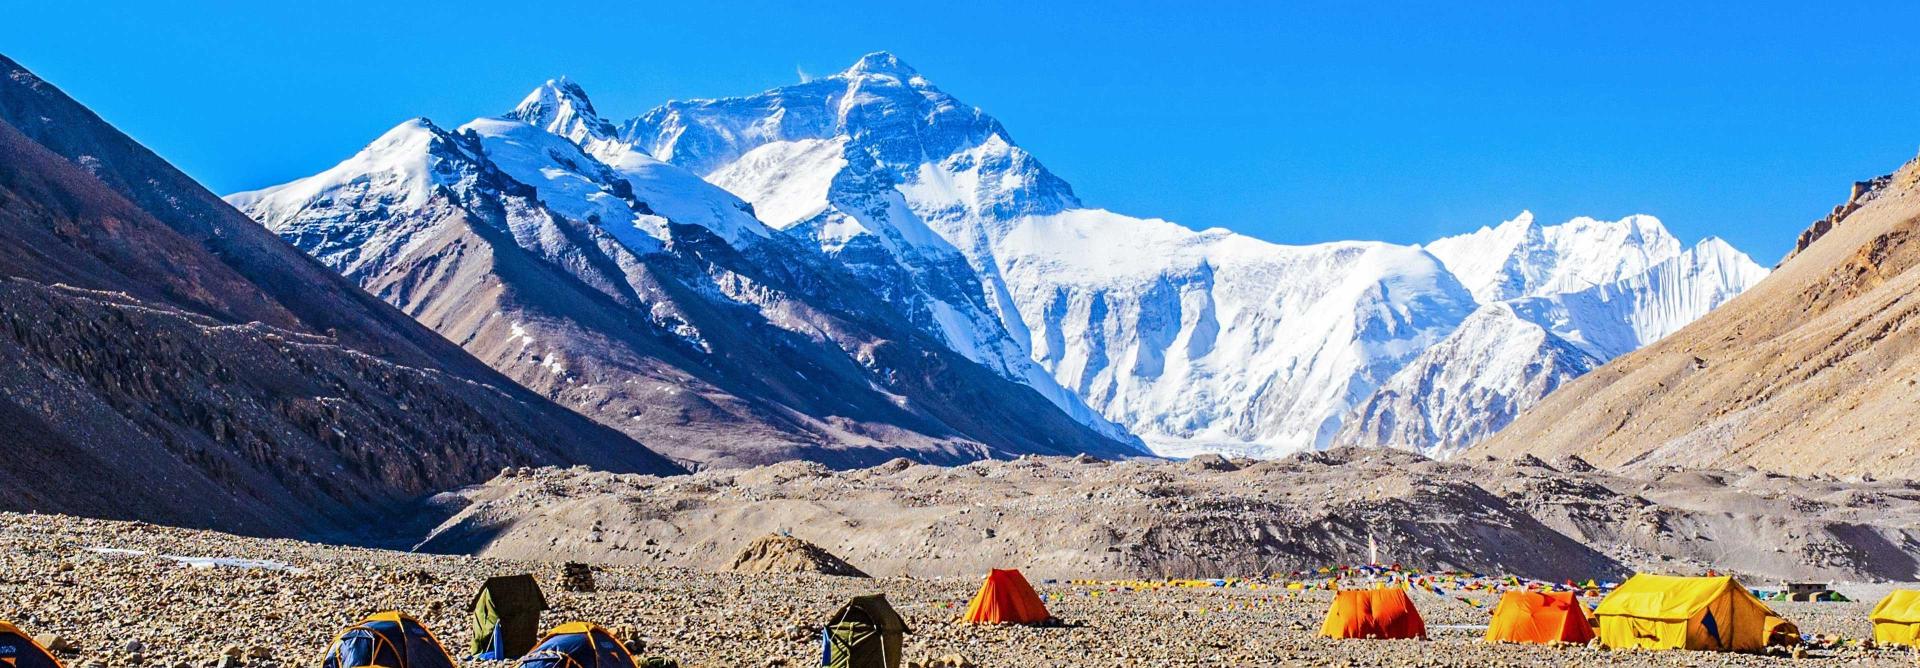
[1475, 156, 1920, 479]
[1787, 172, 1898, 265]
[0, 54, 679, 538]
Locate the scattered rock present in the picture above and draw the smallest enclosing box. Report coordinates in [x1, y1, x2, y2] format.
[1183, 453, 1239, 472]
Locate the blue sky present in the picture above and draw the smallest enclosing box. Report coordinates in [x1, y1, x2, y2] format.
[5, 2, 1917, 260]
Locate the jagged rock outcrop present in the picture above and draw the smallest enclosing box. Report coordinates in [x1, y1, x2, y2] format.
[1787, 172, 1899, 264]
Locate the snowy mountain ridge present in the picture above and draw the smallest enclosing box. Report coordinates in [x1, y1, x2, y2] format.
[614, 52, 1769, 458]
[230, 73, 1147, 468]
[234, 52, 1768, 461]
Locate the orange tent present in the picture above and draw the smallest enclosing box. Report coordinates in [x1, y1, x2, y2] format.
[960, 569, 1051, 625]
[1484, 591, 1595, 644]
[1320, 588, 1426, 640]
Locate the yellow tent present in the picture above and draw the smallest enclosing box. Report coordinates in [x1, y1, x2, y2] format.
[1871, 590, 1920, 646]
[1593, 574, 1797, 652]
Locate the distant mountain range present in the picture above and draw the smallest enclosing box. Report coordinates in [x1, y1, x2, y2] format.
[1477, 155, 1920, 479]
[233, 52, 1767, 464]
[0, 54, 680, 538]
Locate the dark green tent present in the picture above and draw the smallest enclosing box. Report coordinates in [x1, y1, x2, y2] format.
[820, 595, 909, 668]
[472, 575, 550, 660]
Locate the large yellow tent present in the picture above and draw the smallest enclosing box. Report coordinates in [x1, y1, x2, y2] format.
[1593, 575, 1797, 652]
[1870, 590, 1920, 646]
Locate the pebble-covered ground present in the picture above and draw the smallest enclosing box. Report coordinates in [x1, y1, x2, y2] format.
[2, 514, 1914, 667]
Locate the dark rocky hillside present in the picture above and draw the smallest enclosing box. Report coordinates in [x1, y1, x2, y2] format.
[0, 54, 680, 537]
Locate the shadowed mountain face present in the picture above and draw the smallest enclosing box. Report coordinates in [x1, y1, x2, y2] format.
[231, 85, 1149, 469]
[0, 54, 681, 538]
[1475, 155, 1920, 479]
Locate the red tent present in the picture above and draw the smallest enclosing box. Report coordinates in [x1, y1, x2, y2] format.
[960, 569, 1051, 625]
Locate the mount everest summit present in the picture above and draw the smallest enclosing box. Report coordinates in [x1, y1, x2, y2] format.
[231, 52, 1767, 464]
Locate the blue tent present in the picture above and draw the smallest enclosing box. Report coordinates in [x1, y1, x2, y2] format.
[517, 623, 635, 668]
[321, 612, 456, 668]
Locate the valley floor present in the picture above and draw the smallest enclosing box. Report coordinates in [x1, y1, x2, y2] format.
[2, 513, 1913, 667]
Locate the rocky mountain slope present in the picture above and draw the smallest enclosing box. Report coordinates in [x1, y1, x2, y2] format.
[1476, 155, 1920, 479]
[0, 54, 680, 538]
[230, 79, 1147, 469]
[415, 449, 1920, 583]
[620, 54, 1767, 458]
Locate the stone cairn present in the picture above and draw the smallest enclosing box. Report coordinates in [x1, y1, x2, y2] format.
[562, 561, 595, 592]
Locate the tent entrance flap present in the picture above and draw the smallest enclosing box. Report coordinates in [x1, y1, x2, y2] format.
[472, 574, 549, 660]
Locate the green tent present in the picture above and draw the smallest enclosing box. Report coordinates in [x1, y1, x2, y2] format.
[472, 575, 549, 660]
[821, 595, 909, 668]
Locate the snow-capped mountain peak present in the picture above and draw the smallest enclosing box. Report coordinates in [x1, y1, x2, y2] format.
[618, 58, 1772, 460]
[1425, 212, 1684, 303]
[499, 80, 772, 246]
[225, 117, 478, 233]
[1339, 216, 1765, 456]
[840, 51, 920, 80]
[511, 77, 622, 151]
[236, 55, 1773, 465]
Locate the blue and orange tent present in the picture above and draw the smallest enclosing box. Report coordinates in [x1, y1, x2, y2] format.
[321, 612, 456, 668]
[516, 622, 636, 668]
[0, 622, 66, 668]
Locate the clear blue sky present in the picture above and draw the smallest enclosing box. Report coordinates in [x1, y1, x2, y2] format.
[6, 2, 1918, 261]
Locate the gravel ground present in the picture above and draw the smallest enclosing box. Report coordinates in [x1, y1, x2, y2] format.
[2, 513, 1914, 667]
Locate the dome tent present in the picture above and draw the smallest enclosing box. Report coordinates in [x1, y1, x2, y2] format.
[471, 574, 549, 660]
[0, 621, 66, 668]
[821, 595, 910, 668]
[1321, 588, 1427, 640]
[516, 622, 636, 668]
[959, 569, 1050, 625]
[1593, 574, 1797, 652]
[321, 612, 456, 668]
[1484, 591, 1594, 644]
